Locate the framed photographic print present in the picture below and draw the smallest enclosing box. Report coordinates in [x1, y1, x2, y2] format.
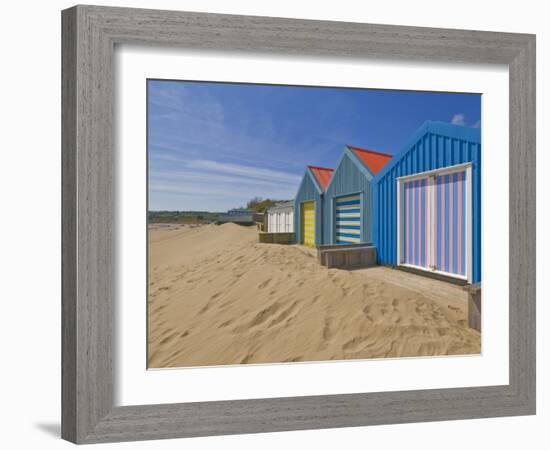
[62, 5, 536, 444]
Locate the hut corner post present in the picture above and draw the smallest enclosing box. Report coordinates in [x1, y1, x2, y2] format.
[463, 283, 481, 332]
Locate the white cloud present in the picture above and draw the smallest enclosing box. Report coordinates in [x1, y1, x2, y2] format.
[186, 160, 301, 184]
[473, 119, 481, 128]
[451, 113, 467, 126]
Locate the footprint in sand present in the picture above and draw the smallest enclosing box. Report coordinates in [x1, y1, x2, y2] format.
[283, 356, 303, 363]
[322, 317, 336, 341]
[268, 301, 298, 327]
[436, 328, 449, 337]
[239, 353, 254, 364]
[415, 302, 428, 314]
[227, 275, 244, 287]
[257, 279, 272, 289]
[159, 332, 177, 345]
[233, 302, 282, 332]
[362, 305, 374, 322]
[198, 302, 212, 314]
[168, 349, 181, 359]
[342, 336, 370, 352]
[218, 318, 234, 328]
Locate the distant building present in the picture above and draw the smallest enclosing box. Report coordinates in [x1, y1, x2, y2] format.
[217, 208, 256, 224]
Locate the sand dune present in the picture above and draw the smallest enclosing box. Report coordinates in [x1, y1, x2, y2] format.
[148, 223, 480, 368]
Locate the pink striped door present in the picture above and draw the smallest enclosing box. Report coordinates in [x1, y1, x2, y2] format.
[402, 169, 467, 278]
[403, 178, 430, 270]
[433, 171, 467, 277]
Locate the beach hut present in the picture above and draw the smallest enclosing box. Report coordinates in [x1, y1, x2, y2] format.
[323, 146, 392, 245]
[294, 166, 333, 246]
[266, 201, 294, 233]
[372, 121, 481, 283]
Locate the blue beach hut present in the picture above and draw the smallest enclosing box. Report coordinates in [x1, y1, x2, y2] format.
[372, 121, 481, 283]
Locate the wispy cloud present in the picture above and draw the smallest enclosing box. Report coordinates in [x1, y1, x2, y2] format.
[148, 81, 225, 123]
[148, 159, 301, 211]
[149, 167, 298, 191]
[147, 81, 346, 175]
[186, 160, 301, 184]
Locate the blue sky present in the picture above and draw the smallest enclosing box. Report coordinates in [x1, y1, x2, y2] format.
[148, 80, 480, 212]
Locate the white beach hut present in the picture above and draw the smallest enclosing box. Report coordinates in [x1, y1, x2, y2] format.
[266, 201, 294, 233]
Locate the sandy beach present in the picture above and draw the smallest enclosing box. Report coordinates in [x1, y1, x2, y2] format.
[148, 223, 480, 368]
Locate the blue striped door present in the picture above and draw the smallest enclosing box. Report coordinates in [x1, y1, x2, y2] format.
[335, 194, 361, 244]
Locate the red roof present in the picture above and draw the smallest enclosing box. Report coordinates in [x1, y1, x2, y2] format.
[308, 166, 334, 190]
[348, 146, 392, 175]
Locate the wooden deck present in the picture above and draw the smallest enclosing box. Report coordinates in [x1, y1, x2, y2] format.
[258, 232, 294, 244]
[318, 244, 376, 269]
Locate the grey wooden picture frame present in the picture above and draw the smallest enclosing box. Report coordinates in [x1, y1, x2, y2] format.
[61, 4, 536, 444]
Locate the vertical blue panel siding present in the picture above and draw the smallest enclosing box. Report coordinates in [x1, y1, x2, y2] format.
[294, 171, 323, 246]
[472, 142, 481, 283]
[372, 122, 481, 283]
[323, 152, 373, 244]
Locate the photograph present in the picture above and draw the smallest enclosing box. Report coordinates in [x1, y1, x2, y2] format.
[146, 79, 482, 369]
[2, 0, 541, 446]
